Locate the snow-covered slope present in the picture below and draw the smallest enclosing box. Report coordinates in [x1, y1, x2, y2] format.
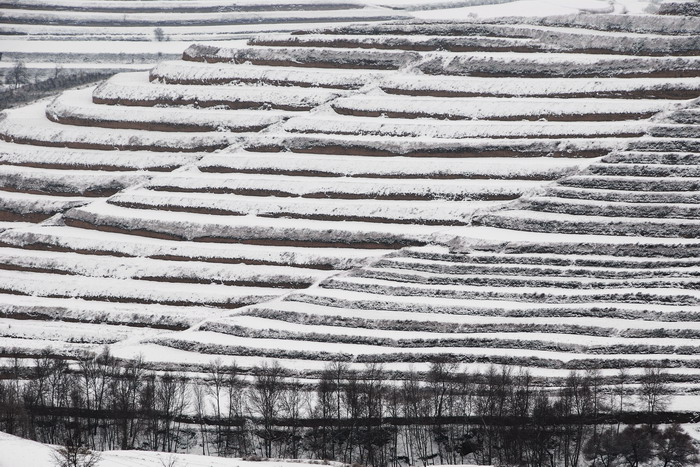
[0, 13, 697, 396]
[0, 431, 355, 467]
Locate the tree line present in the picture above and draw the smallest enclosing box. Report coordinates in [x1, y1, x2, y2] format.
[0, 60, 114, 111]
[0, 348, 697, 467]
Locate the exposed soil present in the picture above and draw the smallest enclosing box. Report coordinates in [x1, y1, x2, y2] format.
[331, 106, 658, 122]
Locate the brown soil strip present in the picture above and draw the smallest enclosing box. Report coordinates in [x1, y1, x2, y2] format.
[148, 254, 338, 270]
[380, 87, 700, 100]
[257, 211, 468, 226]
[299, 192, 518, 201]
[0, 240, 339, 270]
[0, 262, 73, 276]
[194, 236, 418, 249]
[137, 275, 312, 288]
[198, 166, 558, 181]
[0, 240, 132, 258]
[288, 128, 646, 139]
[109, 199, 469, 225]
[0, 161, 174, 173]
[332, 107, 657, 122]
[427, 70, 700, 79]
[0, 3, 362, 13]
[3, 14, 399, 27]
[63, 217, 414, 249]
[0, 310, 186, 331]
[149, 185, 521, 200]
[0, 286, 256, 308]
[0, 185, 120, 198]
[0, 210, 52, 223]
[0, 133, 227, 153]
[150, 186, 299, 197]
[108, 200, 248, 216]
[247, 144, 608, 158]
[48, 112, 271, 133]
[566, 47, 700, 57]
[0, 261, 310, 290]
[182, 55, 401, 70]
[150, 74, 358, 90]
[249, 38, 542, 53]
[93, 96, 312, 112]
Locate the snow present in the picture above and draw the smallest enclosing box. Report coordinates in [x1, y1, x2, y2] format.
[0, 61, 150, 71]
[0, 6, 698, 391]
[257, 299, 700, 329]
[380, 75, 700, 97]
[3, 7, 404, 26]
[298, 284, 697, 313]
[0, 190, 89, 215]
[207, 313, 700, 348]
[7, 0, 367, 12]
[0, 101, 244, 152]
[482, 208, 700, 232]
[0, 268, 286, 306]
[109, 188, 501, 224]
[0, 225, 385, 268]
[0, 431, 356, 467]
[0, 432, 55, 467]
[65, 199, 455, 241]
[412, 0, 616, 19]
[2, 21, 405, 41]
[0, 246, 328, 284]
[200, 149, 589, 179]
[151, 60, 391, 88]
[327, 273, 700, 301]
[443, 226, 700, 248]
[0, 140, 202, 171]
[48, 86, 291, 132]
[0, 164, 150, 195]
[246, 132, 630, 156]
[144, 171, 544, 199]
[283, 113, 652, 139]
[333, 93, 686, 119]
[0, 39, 247, 55]
[147, 329, 700, 363]
[0, 294, 220, 328]
[0, 317, 162, 344]
[94, 71, 346, 110]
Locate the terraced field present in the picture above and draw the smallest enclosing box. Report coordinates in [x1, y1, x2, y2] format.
[0, 0, 409, 111]
[0, 0, 653, 86]
[0, 0, 409, 41]
[0, 11, 699, 393]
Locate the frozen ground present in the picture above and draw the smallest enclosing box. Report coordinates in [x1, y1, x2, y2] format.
[0, 0, 697, 422]
[0, 431, 362, 467]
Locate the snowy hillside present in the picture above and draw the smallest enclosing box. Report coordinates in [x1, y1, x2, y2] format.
[0, 7, 698, 404]
[0, 431, 362, 467]
[0, 0, 664, 86]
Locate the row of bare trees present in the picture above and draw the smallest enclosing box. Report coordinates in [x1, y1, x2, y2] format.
[0, 349, 697, 467]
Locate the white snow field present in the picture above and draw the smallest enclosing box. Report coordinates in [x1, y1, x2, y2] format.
[0, 431, 363, 467]
[0, 0, 668, 81]
[0, 9, 699, 397]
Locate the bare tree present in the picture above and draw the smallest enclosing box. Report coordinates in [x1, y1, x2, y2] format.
[153, 27, 167, 42]
[639, 366, 671, 416]
[53, 64, 64, 80]
[617, 426, 653, 467]
[280, 378, 305, 459]
[159, 454, 180, 467]
[52, 440, 101, 467]
[192, 381, 209, 455]
[653, 424, 699, 467]
[5, 61, 29, 89]
[249, 361, 285, 457]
